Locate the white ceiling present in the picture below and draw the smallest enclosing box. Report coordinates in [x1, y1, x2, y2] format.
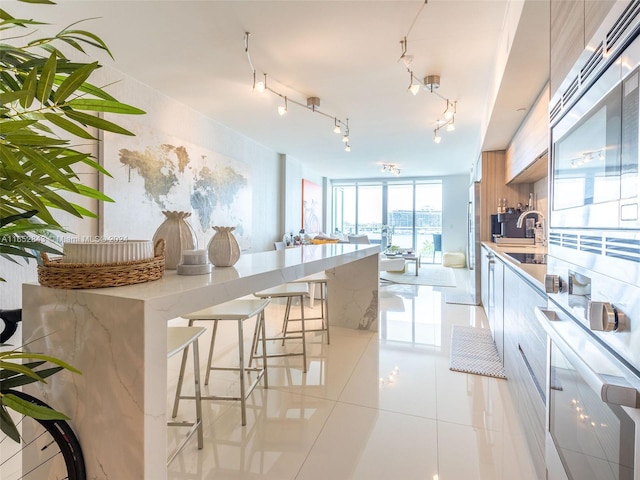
[9, 0, 550, 179]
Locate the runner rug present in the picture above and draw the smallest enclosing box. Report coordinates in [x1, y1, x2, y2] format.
[449, 325, 506, 379]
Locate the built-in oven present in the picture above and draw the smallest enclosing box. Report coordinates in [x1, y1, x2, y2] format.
[541, 255, 640, 480]
[550, 12, 640, 230]
[537, 304, 640, 480]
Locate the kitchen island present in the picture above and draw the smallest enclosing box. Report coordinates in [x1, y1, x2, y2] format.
[22, 243, 380, 480]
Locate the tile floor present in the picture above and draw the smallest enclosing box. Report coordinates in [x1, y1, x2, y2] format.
[166, 268, 539, 479]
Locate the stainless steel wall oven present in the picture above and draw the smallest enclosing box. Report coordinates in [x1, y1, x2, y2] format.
[546, 3, 640, 478]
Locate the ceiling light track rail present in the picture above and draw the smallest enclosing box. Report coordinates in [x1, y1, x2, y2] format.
[397, 4, 459, 145]
[244, 32, 351, 152]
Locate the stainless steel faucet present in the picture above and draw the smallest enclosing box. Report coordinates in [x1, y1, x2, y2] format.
[516, 210, 545, 245]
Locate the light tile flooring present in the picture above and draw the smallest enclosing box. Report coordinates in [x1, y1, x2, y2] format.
[167, 269, 539, 479]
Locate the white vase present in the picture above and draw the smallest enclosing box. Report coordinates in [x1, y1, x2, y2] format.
[207, 226, 240, 267]
[152, 211, 197, 269]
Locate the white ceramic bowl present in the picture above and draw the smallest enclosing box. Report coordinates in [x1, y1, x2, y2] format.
[62, 240, 154, 264]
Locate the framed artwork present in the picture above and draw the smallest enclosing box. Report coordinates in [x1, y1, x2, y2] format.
[302, 179, 322, 234]
[99, 115, 252, 249]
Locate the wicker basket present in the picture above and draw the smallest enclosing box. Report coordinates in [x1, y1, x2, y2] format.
[38, 240, 165, 289]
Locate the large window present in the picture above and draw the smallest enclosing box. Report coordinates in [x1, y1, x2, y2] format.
[332, 179, 442, 262]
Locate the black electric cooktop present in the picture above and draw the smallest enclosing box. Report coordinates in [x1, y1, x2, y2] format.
[504, 252, 547, 265]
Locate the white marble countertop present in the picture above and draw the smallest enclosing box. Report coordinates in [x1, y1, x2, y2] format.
[26, 243, 381, 325]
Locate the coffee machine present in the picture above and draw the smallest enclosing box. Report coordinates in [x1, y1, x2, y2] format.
[496, 211, 537, 240]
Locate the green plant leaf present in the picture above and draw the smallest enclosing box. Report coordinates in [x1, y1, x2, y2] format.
[0, 360, 45, 379]
[1, 367, 63, 389]
[65, 110, 136, 135]
[1, 352, 81, 375]
[0, 210, 37, 227]
[0, 118, 37, 132]
[0, 360, 45, 382]
[19, 67, 37, 109]
[44, 112, 96, 139]
[16, 146, 76, 189]
[15, 0, 56, 4]
[1, 393, 69, 420]
[0, 405, 20, 443]
[53, 75, 117, 101]
[36, 52, 57, 104]
[53, 61, 98, 103]
[67, 98, 145, 115]
[0, 90, 28, 105]
[3, 132, 69, 146]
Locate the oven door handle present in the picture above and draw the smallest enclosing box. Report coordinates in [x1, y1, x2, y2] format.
[535, 307, 640, 408]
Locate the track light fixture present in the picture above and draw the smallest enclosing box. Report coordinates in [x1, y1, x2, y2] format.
[397, 3, 459, 144]
[381, 163, 401, 176]
[244, 32, 351, 152]
[408, 69, 420, 95]
[278, 96, 288, 116]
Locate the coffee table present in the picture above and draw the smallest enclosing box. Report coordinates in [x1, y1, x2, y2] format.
[403, 254, 420, 276]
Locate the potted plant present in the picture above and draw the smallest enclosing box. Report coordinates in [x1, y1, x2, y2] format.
[0, 0, 144, 439]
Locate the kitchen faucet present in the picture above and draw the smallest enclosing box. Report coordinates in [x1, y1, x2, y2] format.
[516, 210, 546, 246]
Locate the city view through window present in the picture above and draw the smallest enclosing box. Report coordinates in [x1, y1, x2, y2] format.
[332, 180, 442, 262]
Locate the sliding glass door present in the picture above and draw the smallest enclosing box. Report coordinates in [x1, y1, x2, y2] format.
[332, 179, 442, 262]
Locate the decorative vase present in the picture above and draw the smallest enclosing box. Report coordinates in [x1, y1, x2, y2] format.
[207, 226, 240, 267]
[152, 211, 197, 269]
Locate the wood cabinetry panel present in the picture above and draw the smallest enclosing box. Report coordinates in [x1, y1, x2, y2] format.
[506, 84, 550, 183]
[480, 151, 536, 242]
[551, 0, 584, 97]
[585, 0, 616, 45]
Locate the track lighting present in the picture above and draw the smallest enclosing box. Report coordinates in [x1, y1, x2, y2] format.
[254, 72, 267, 93]
[278, 96, 288, 116]
[345, 144, 351, 152]
[408, 70, 420, 95]
[342, 123, 350, 143]
[397, 17, 459, 143]
[244, 32, 351, 152]
[381, 163, 401, 176]
[398, 37, 414, 68]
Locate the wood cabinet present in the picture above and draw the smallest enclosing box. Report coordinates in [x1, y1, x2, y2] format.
[505, 84, 550, 184]
[550, 0, 616, 99]
[478, 151, 537, 242]
[550, 0, 584, 98]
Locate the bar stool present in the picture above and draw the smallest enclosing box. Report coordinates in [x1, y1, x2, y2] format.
[291, 272, 330, 344]
[167, 326, 205, 465]
[252, 283, 309, 373]
[178, 299, 270, 426]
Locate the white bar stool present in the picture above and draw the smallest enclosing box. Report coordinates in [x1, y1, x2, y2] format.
[178, 299, 270, 426]
[291, 272, 330, 344]
[253, 283, 309, 373]
[167, 326, 205, 465]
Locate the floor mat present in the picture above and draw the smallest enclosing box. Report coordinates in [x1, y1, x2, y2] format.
[449, 325, 506, 379]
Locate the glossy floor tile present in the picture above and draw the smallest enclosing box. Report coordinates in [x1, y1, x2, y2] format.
[167, 269, 538, 479]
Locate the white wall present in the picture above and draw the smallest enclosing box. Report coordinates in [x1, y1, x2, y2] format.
[1, 65, 285, 308]
[442, 174, 469, 256]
